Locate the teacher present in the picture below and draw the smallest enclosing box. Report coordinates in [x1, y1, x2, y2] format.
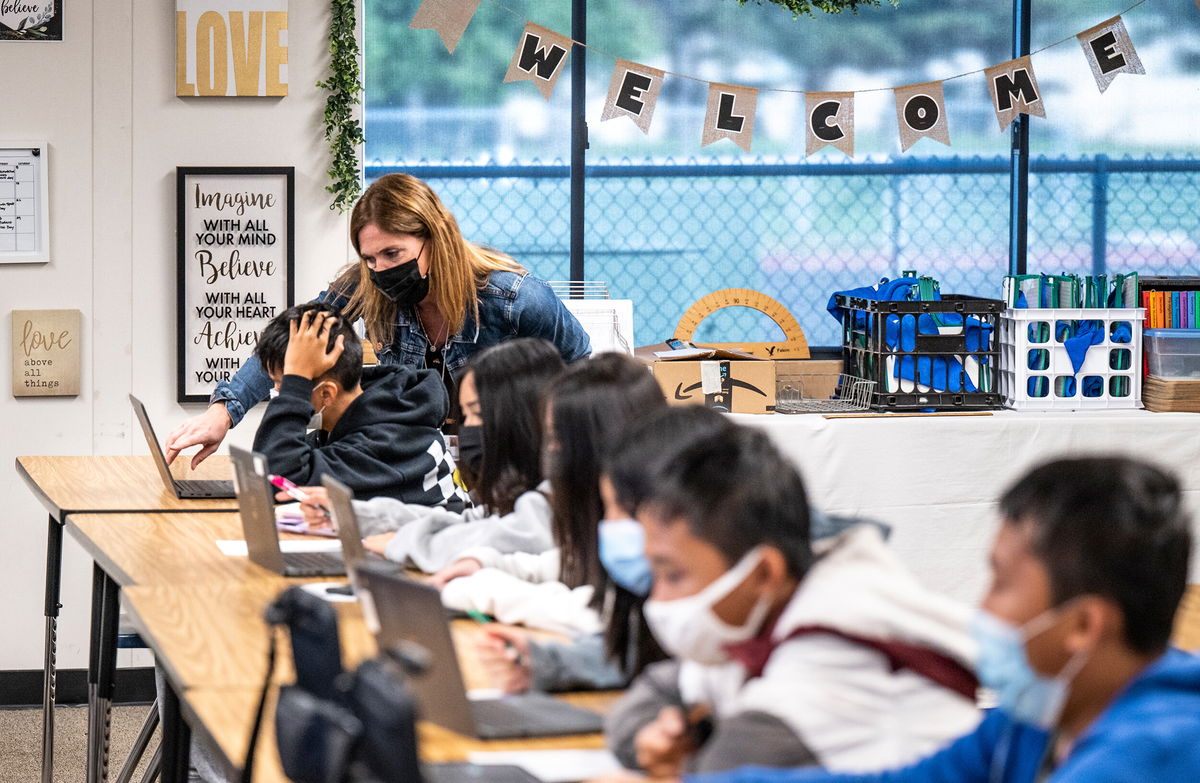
[166, 173, 591, 467]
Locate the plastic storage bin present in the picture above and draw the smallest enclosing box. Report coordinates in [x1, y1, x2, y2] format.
[998, 308, 1145, 411]
[1144, 329, 1200, 380]
[838, 294, 1004, 411]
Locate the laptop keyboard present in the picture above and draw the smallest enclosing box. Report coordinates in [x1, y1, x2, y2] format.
[176, 479, 234, 496]
[471, 695, 603, 738]
[284, 551, 345, 575]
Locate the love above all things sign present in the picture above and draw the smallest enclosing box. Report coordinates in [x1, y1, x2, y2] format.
[11, 309, 80, 397]
[177, 167, 294, 403]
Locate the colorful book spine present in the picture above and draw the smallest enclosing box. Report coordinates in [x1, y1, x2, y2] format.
[1172, 291, 1181, 329]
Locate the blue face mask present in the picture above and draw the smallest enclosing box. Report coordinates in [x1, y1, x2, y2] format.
[970, 608, 1089, 730]
[598, 518, 652, 596]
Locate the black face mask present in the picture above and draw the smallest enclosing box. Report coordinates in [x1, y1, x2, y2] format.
[368, 257, 429, 306]
[457, 425, 484, 475]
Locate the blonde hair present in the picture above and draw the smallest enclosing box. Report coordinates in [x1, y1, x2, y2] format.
[332, 174, 525, 346]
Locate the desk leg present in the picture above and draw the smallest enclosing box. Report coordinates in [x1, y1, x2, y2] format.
[41, 514, 63, 783]
[86, 564, 120, 783]
[160, 678, 191, 783]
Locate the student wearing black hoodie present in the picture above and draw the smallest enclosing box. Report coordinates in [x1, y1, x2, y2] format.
[251, 302, 464, 509]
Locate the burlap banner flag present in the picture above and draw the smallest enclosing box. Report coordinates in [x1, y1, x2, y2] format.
[409, 0, 483, 54]
[805, 92, 855, 157]
[701, 83, 758, 152]
[504, 23, 574, 100]
[1077, 17, 1144, 93]
[601, 60, 665, 134]
[893, 81, 950, 152]
[985, 56, 1045, 131]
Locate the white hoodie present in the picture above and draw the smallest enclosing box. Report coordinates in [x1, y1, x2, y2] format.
[607, 525, 981, 774]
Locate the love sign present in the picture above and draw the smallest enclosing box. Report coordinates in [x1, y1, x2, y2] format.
[175, 1, 288, 97]
[11, 309, 80, 397]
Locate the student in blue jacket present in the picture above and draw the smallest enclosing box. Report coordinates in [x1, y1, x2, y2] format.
[598, 456, 1199, 783]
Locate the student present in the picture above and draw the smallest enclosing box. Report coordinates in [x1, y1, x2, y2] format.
[251, 302, 463, 508]
[291, 337, 566, 564]
[599, 407, 980, 778]
[436, 353, 670, 693]
[165, 172, 590, 467]
[618, 456, 1200, 783]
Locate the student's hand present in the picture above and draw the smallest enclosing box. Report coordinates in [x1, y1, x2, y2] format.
[283, 310, 345, 380]
[476, 626, 533, 693]
[634, 706, 700, 779]
[362, 532, 396, 556]
[275, 486, 333, 528]
[164, 403, 233, 468]
[429, 557, 483, 589]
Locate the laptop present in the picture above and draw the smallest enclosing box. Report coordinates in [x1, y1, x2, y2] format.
[353, 561, 605, 740]
[129, 394, 235, 499]
[322, 474, 388, 592]
[230, 446, 345, 577]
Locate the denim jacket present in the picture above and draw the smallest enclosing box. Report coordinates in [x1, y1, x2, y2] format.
[211, 270, 591, 426]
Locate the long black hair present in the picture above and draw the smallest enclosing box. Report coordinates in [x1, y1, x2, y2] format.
[543, 353, 668, 675]
[463, 338, 564, 515]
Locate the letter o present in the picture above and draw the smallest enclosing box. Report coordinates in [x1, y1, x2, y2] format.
[904, 94, 940, 132]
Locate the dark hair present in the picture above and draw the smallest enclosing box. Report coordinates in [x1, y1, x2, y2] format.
[611, 406, 814, 580]
[999, 456, 1191, 655]
[544, 353, 667, 674]
[255, 302, 363, 389]
[464, 338, 565, 515]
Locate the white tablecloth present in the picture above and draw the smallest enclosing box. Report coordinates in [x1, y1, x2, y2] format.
[734, 409, 1200, 603]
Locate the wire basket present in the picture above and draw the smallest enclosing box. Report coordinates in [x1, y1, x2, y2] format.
[775, 373, 877, 414]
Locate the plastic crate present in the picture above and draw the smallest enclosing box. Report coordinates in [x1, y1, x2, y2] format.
[998, 308, 1145, 411]
[838, 294, 1005, 411]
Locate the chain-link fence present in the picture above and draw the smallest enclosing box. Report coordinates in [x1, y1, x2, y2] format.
[367, 156, 1200, 348]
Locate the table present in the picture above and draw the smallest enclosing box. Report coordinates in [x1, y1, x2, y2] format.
[16, 455, 238, 783]
[66, 510, 322, 783]
[735, 409, 1200, 601]
[122, 583, 616, 783]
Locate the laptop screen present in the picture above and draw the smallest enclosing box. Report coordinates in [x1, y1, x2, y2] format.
[129, 394, 181, 493]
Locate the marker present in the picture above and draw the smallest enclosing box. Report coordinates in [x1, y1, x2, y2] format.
[466, 610, 524, 666]
[268, 474, 332, 519]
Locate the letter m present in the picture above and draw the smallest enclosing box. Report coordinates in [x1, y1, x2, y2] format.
[518, 33, 568, 79]
[994, 68, 1038, 112]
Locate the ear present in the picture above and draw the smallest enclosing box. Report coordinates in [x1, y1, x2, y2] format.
[757, 546, 792, 591]
[1063, 595, 1117, 653]
[314, 380, 340, 408]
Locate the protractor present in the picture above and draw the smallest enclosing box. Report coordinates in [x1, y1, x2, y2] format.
[675, 288, 810, 360]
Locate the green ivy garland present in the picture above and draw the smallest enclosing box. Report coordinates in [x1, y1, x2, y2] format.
[318, 0, 366, 212]
[737, 0, 898, 17]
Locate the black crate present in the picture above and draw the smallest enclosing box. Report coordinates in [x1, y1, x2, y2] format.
[838, 293, 1005, 411]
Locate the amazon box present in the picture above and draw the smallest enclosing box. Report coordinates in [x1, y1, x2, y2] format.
[647, 348, 776, 414]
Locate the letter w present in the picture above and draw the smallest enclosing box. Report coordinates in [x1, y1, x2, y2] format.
[518, 34, 567, 79]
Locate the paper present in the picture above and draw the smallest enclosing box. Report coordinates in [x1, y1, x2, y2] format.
[466, 749, 623, 783]
[216, 539, 341, 556]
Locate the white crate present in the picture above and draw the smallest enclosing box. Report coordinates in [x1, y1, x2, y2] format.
[998, 307, 1145, 411]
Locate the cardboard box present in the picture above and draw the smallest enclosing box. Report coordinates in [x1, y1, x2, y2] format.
[642, 345, 776, 414]
[774, 359, 843, 401]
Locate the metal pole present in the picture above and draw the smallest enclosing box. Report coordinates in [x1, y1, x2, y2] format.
[569, 0, 587, 291]
[1009, 0, 1032, 275]
[1091, 154, 1109, 277]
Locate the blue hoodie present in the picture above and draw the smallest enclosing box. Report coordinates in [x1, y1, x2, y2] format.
[689, 648, 1200, 783]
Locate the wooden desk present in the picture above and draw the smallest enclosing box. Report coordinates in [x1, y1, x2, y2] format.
[16, 455, 238, 783]
[122, 584, 617, 782]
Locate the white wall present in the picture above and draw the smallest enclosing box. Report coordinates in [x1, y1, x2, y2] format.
[0, 0, 354, 671]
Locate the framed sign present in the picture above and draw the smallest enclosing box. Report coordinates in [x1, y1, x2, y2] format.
[176, 1, 288, 96]
[0, 0, 62, 41]
[0, 142, 49, 263]
[177, 166, 294, 403]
